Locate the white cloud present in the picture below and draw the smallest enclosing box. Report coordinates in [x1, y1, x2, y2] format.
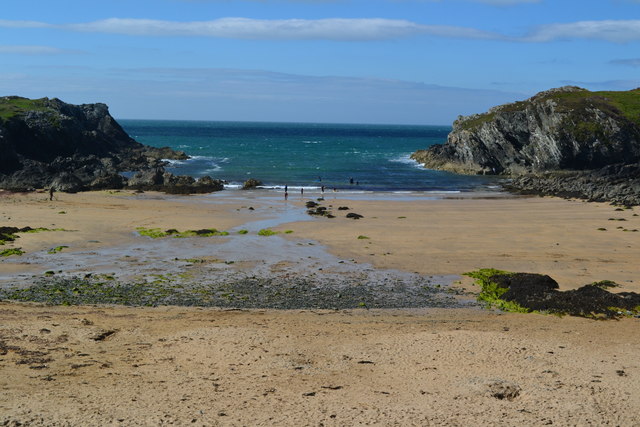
[66, 17, 501, 41]
[2, 17, 640, 43]
[525, 20, 640, 43]
[0, 17, 500, 41]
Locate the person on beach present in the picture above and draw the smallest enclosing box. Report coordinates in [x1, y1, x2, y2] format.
[321, 185, 325, 194]
[49, 187, 55, 201]
[300, 188, 304, 196]
[284, 185, 288, 193]
[349, 177, 354, 185]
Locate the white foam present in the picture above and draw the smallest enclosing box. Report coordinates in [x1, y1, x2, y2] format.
[389, 154, 424, 169]
[223, 183, 243, 190]
[424, 190, 461, 194]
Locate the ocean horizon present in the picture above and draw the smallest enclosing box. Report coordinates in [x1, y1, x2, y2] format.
[120, 119, 500, 193]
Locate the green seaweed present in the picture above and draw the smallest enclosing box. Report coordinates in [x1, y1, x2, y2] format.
[257, 229, 278, 236]
[357, 235, 370, 239]
[47, 245, 69, 254]
[1, 248, 24, 257]
[237, 229, 249, 235]
[136, 227, 228, 238]
[464, 269, 530, 313]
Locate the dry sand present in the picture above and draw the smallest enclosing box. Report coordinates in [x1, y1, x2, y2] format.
[1, 189, 639, 425]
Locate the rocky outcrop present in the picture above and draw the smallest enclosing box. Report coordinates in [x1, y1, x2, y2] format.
[0, 96, 218, 193]
[504, 162, 640, 206]
[127, 169, 224, 194]
[411, 86, 640, 175]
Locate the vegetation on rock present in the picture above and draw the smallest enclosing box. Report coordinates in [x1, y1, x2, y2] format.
[465, 268, 640, 319]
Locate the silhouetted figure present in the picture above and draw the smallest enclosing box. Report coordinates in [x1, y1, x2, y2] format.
[349, 177, 354, 185]
[49, 187, 55, 201]
[301, 188, 304, 196]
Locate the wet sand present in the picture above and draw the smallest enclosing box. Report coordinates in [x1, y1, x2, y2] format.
[1, 189, 639, 425]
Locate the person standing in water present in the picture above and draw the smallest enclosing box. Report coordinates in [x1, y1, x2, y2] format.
[300, 187, 304, 197]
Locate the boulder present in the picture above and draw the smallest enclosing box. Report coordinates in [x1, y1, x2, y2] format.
[242, 178, 262, 190]
[49, 172, 85, 193]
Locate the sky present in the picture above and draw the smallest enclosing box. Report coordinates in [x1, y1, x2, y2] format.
[1, 0, 640, 125]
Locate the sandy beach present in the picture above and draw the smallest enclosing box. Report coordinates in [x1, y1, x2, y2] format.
[1, 189, 639, 425]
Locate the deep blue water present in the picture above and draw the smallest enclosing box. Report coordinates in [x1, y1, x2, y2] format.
[119, 120, 497, 192]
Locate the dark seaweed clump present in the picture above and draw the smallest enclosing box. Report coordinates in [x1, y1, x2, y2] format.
[466, 269, 640, 319]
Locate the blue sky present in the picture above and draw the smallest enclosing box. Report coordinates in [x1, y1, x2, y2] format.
[1, 0, 639, 125]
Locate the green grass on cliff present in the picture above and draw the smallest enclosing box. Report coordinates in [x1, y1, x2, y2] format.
[459, 88, 640, 130]
[0, 97, 52, 121]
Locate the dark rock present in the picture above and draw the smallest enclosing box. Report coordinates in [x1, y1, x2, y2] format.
[489, 272, 640, 318]
[504, 162, 640, 206]
[346, 213, 364, 219]
[128, 169, 165, 188]
[0, 96, 193, 192]
[89, 173, 126, 190]
[242, 178, 262, 190]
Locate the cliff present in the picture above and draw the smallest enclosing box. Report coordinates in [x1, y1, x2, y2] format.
[0, 96, 222, 193]
[411, 86, 640, 175]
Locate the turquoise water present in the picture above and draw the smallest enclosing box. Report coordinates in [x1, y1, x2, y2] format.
[119, 120, 497, 192]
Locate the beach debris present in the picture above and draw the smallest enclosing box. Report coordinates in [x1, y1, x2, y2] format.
[487, 380, 521, 401]
[466, 269, 640, 319]
[321, 385, 343, 390]
[90, 329, 118, 341]
[346, 212, 363, 219]
[338, 206, 350, 210]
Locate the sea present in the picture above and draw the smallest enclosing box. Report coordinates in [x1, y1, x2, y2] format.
[119, 120, 500, 193]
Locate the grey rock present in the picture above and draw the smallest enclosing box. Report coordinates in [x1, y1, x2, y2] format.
[411, 86, 640, 175]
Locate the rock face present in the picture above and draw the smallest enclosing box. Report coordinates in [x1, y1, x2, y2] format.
[0, 96, 223, 193]
[505, 162, 640, 206]
[411, 86, 640, 175]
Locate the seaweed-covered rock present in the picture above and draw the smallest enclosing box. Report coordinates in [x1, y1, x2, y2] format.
[480, 271, 640, 318]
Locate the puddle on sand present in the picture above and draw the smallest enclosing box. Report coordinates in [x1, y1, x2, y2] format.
[0, 196, 475, 309]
